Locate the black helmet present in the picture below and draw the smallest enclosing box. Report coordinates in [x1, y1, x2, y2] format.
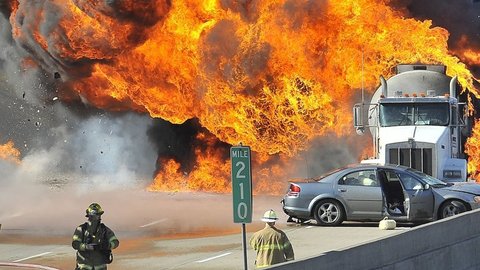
[85, 203, 104, 217]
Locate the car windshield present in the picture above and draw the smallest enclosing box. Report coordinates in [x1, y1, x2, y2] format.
[379, 103, 449, 127]
[406, 168, 448, 187]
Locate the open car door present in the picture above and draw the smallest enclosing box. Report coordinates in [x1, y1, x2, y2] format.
[397, 171, 435, 220]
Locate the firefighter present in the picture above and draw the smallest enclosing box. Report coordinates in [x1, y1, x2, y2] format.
[249, 209, 294, 268]
[72, 203, 119, 270]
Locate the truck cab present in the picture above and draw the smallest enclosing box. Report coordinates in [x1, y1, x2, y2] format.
[354, 64, 469, 182]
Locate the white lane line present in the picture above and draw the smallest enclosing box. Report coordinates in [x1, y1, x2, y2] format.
[0, 262, 59, 270]
[13, 252, 52, 262]
[139, 218, 167, 228]
[306, 226, 314, 229]
[196, 252, 232, 263]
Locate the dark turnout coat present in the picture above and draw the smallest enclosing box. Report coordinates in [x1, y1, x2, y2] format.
[72, 222, 119, 270]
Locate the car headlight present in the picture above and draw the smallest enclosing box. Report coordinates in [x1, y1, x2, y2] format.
[474, 196, 480, 203]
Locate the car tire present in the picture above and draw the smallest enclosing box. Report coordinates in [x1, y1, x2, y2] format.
[313, 199, 344, 226]
[438, 200, 467, 219]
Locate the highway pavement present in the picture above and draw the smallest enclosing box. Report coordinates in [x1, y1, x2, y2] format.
[0, 220, 412, 270]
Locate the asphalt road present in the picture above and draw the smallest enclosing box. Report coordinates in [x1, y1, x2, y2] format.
[0, 220, 412, 270]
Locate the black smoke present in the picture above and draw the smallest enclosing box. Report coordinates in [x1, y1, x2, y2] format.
[390, 0, 480, 76]
[147, 118, 231, 175]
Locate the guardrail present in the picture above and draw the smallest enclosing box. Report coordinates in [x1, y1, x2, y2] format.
[268, 209, 480, 270]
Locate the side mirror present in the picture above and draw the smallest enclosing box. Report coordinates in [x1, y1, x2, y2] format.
[353, 104, 365, 135]
[424, 184, 430, 190]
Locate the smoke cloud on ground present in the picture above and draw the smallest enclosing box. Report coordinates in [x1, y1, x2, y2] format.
[0, 172, 287, 237]
[0, 108, 159, 235]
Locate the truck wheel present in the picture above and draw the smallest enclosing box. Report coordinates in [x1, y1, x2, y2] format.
[313, 199, 344, 226]
[439, 200, 466, 219]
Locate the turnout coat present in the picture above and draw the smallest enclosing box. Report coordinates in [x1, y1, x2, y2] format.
[72, 222, 119, 270]
[249, 224, 294, 268]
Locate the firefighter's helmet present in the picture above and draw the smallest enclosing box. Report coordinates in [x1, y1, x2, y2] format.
[261, 209, 278, 222]
[85, 203, 104, 217]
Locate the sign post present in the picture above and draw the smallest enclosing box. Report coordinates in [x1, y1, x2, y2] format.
[231, 144, 252, 270]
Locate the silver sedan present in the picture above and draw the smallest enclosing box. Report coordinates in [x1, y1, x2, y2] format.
[282, 164, 480, 226]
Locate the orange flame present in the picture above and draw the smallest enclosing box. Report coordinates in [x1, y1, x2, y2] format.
[148, 132, 231, 193]
[147, 132, 295, 195]
[8, 0, 480, 193]
[455, 35, 480, 67]
[465, 119, 480, 181]
[459, 49, 480, 68]
[11, 0, 480, 155]
[0, 140, 21, 164]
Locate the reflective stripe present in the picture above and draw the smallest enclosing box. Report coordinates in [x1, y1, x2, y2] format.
[256, 243, 285, 251]
[76, 264, 93, 270]
[76, 263, 106, 270]
[108, 235, 119, 249]
[109, 235, 119, 249]
[78, 252, 86, 261]
[250, 225, 294, 268]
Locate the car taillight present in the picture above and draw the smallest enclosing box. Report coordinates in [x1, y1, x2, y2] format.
[287, 183, 301, 197]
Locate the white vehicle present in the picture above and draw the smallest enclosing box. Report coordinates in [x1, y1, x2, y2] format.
[353, 64, 471, 182]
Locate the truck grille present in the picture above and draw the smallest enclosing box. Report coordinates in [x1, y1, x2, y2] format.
[387, 145, 433, 176]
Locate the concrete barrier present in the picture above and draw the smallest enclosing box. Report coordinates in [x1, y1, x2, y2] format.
[268, 209, 480, 270]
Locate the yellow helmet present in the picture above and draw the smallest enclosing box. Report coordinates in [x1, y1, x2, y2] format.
[261, 209, 278, 222]
[85, 203, 104, 217]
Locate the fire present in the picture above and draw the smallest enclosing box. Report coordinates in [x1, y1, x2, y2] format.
[148, 132, 231, 193]
[459, 49, 480, 67]
[455, 35, 480, 67]
[147, 132, 294, 195]
[0, 140, 21, 164]
[5, 0, 480, 193]
[465, 119, 480, 181]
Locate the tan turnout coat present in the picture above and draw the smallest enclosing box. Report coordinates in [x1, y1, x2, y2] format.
[249, 224, 294, 268]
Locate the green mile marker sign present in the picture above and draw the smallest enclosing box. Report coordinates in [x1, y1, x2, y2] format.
[231, 145, 252, 223]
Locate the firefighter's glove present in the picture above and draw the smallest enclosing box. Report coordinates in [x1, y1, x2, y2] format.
[85, 244, 96, 251]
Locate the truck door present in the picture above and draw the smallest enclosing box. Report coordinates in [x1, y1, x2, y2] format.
[397, 171, 435, 220]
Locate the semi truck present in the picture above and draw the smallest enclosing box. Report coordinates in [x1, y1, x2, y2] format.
[353, 64, 470, 182]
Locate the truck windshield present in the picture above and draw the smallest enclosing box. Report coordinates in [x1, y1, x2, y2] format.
[379, 103, 449, 127]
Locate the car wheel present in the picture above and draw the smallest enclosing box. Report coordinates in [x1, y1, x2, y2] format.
[313, 199, 344, 226]
[439, 200, 466, 219]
